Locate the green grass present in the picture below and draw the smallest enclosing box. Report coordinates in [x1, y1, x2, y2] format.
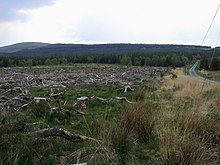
[1, 67, 220, 164]
[0, 83, 134, 164]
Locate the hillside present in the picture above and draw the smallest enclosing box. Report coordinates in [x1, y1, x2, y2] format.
[0, 42, 49, 53]
[0, 43, 211, 57]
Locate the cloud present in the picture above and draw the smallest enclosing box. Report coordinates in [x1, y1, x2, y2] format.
[75, 0, 220, 45]
[0, 0, 220, 46]
[0, 0, 54, 22]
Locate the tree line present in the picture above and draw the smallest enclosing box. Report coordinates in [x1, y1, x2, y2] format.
[0, 51, 197, 68]
[200, 50, 220, 71]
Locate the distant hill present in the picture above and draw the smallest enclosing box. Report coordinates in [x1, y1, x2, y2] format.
[0, 43, 212, 57]
[0, 42, 49, 53]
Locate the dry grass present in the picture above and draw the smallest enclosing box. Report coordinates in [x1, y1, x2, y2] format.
[159, 111, 219, 164]
[156, 68, 220, 164]
[119, 103, 155, 142]
[157, 106, 219, 165]
[200, 69, 220, 78]
[133, 89, 146, 101]
[162, 68, 220, 113]
[163, 68, 211, 97]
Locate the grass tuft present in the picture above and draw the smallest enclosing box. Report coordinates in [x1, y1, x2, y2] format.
[119, 103, 155, 142]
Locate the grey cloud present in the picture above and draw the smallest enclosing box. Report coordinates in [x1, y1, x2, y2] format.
[75, 18, 159, 43]
[0, 0, 55, 22]
[76, 19, 128, 42]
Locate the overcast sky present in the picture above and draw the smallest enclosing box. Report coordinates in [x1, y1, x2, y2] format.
[0, 0, 220, 47]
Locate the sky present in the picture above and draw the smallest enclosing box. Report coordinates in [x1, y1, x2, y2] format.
[0, 0, 220, 47]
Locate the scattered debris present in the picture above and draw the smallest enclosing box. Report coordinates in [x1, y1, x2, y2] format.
[0, 65, 169, 115]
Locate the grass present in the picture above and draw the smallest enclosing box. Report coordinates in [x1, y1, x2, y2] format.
[194, 62, 220, 82]
[119, 103, 155, 142]
[197, 69, 220, 82]
[1, 66, 220, 164]
[156, 68, 220, 164]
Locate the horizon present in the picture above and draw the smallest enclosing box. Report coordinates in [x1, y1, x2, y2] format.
[0, 41, 214, 48]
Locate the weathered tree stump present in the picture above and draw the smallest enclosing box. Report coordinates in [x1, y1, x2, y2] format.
[77, 97, 89, 109]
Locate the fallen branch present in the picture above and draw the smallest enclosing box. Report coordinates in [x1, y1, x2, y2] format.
[52, 84, 66, 88]
[77, 96, 89, 102]
[75, 109, 86, 115]
[28, 128, 83, 142]
[3, 87, 22, 94]
[27, 121, 44, 126]
[34, 97, 48, 103]
[50, 108, 74, 116]
[49, 92, 63, 97]
[93, 96, 109, 103]
[116, 96, 135, 104]
[21, 100, 34, 108]
[12, 97, 24, 101]
[28, 128, 98, 142]
[105, 79, 114, 85]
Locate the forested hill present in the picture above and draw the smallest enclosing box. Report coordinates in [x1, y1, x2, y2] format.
[0, 43, 214, 68]
[0, 43, 211, 57]
[0, 42, 49, 53]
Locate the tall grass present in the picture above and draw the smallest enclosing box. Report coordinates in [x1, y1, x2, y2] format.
[157, 68, 220, 164]
[119, 103, 155, 142]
